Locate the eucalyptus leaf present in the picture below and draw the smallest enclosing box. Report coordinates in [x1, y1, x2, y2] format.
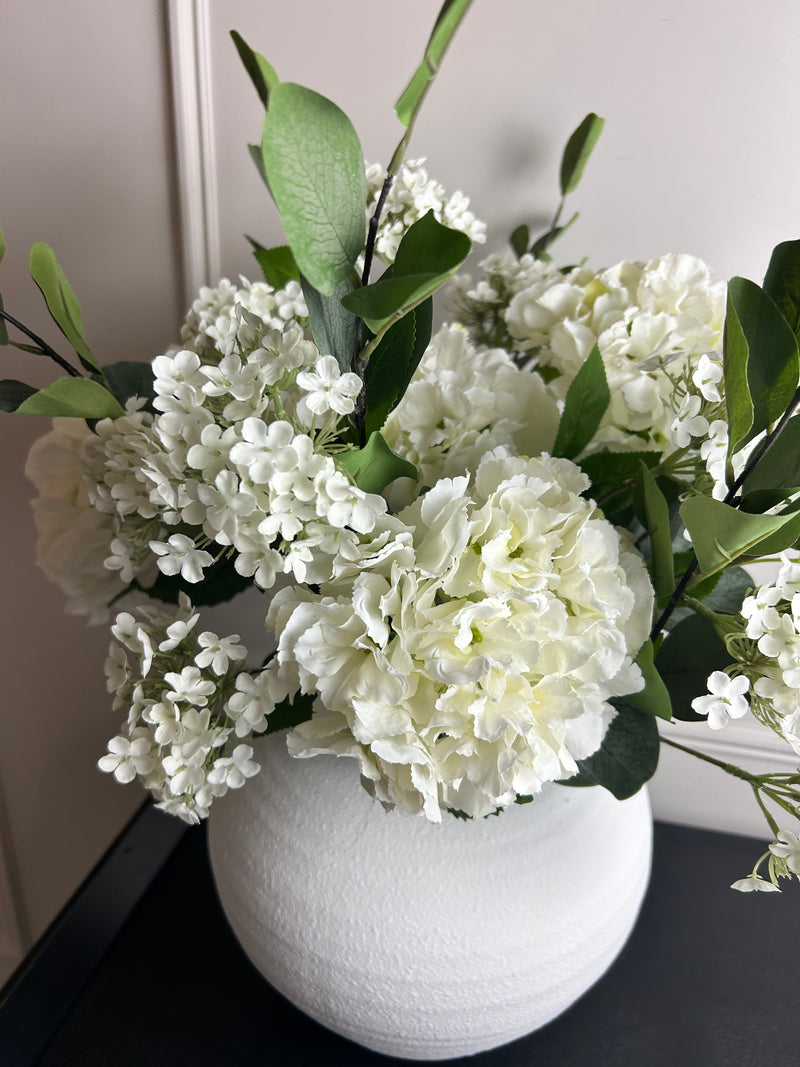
[301, 275, 359, 374]
[552, 343, 609, 459]
[364, 298, 433, 436]
[230, 30, 279, 108]
[0, 378, 37, 412]
[624, 641, 672, 721]
[559, 704, 659, 799]
[509, 224, 529, 258]
[763, 240, 800, 341]
[29, 243, 99, 373]
[14, 377, 124, 418]
[656, 614, 732, 722]
[559, 113, 605, 196]
[248, 239, 300, 289]
[394, 0, 474, 127]
[261, 82, 366, 296]
[338, 432, 417, 494]
[725, 277, 799, 451]
[101, 361, 155, 410]
[680, 495, 800, 575]
[341, 212, 471, 333]
[639, 462, 675, 596]
[248, 143, 269, 188]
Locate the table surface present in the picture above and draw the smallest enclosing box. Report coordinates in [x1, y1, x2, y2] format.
[0, 803, 798, 1067]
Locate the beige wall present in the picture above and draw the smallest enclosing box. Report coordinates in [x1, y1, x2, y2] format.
[0, 0, 799, 968]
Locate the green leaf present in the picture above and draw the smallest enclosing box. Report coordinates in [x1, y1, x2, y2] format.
[29, 243, 99, 373]
[639, 462, 675, 596]
[230, 30, 279, 108]
[395, 0, 474, 126]
[509, 224, 529, 258]
[528, 210, 579, 260]
[624, 641, 672, 721]
[101, 361, 155, 410]
[301, 275, 359, 375]
[656, 614, 732, 722]
[248, 143, 269, 188]
[261, 83, 366, 296]
[725, 277, 799, 452]
[552, 343, 609, 459]
[723, 283, 753, 455]
[341, 211, 471, 333]
[680, 495, 800, 575]
[14, 377, 124, 418]
[560, 704, 659, 799]
[0, 378, 37, 412]
[742, 414, 800, 495]
[262, 690, 315, 735]
[364, 298, 432, 436]
[763, 240, 800, 341]
[248, 239, 300, 289]
[338, 432, 417, 494]
[559, 113, 605, 196]
[579, 450, 658, 493]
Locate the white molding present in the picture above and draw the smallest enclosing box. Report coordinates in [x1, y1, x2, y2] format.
[167, 0, 221, 308]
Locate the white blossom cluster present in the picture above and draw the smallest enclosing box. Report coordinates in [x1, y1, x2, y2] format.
[382, 326, 560, 504]
[98, 595, 265, 822]
[270, 449, 653, 821]
[455, 251, 726, 461]
[366, 159, 487, 264]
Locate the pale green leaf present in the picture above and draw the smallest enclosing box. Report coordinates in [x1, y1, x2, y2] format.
[261, 83, 366, 296]
[29, 243, 99, 373]
[301, 276, 359, 374]
[624, 641, 672, 721]
[338, 432, 417, 494]
[14, 377, 124, 418]
[248, 239, 300, 289]
[681, 495, 800, 575]
[395, 0, 474, 127]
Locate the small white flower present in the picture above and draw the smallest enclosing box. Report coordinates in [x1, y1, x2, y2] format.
[730, 875, 781, 893]
[195, 631, 247, 675]
[150, 534, 214, 584]
[691, 671, 750, 729]
[296, 355, 363, 417]
[692, 353, 724, 402]
[98, 730, 156, 783]
[769, 830, 800, 874]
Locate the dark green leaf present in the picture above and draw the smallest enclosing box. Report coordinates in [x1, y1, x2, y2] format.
[248, 143, 269, 188]
[681, 495, 800, 575]
[529, 211, 578, 259]
[341, 212, 471, 333]
[14, 377, 124, 418]
[262, 690, 315, 735]
[0, 378, 37, 412]
[639, 461, 675, 596]
[136, 553, 253, 607]
[624, 641, 672, 721]
[742, 414, 800, 495]
[364, 298, 433, 436]
[723, 285, 754, 456]
[579, 449, 659, 494]
[101, 361, 155, 410]
[656, 614, 732, 722]
[552, 343, 609, 459]
[248, 239, 300, 289]
[725, 277, 799, 451]
[559, 113, 605, 196]
[395, 0, 474, 126]
[261, 83, 366, 296]
[763, 240, 800, 341]
[230, 30, 279, 108]
[744, 509, 800, 558]
[301, 275, 359, 374]
[338, 431, 417, 494]
[560, 705, 659, 799]
[29, 243, 99, 373]
[698, 566, 754, 614]
[509, 224, 529, 258]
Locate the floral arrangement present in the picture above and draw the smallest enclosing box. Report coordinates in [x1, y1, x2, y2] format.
[4, 0, 800, 893]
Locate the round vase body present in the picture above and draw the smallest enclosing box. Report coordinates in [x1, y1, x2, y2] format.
[208, 734, 652, 1061]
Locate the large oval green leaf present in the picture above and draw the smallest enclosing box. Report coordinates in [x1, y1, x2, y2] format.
[15, 377, 124, 418]
[261, 83, 366, 297]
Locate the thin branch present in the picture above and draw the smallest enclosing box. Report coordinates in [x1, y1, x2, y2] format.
[0, 308, 82, 377]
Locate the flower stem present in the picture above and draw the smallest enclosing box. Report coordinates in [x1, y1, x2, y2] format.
[0, 307, 82, 377]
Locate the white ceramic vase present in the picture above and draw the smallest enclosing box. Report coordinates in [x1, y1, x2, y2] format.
[208, 733, 652, 1061]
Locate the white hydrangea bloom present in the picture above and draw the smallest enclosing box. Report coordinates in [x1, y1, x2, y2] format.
[383, 326, 560, 503]
[270, 448, 652, 822]
[366, 159, 486, 264]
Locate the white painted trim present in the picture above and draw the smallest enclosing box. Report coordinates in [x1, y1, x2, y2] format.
[661, 716, 797, 772]
[167, 0, 221, 307]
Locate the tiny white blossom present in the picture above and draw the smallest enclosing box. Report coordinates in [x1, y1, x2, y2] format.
[692, 671, 750, 729]
[769, 829, 800, 874]
[296, 355, 363, 417]
[150, 534, 214, 584]
[730, 875, 781, 893]
[195, 631, 247, 675]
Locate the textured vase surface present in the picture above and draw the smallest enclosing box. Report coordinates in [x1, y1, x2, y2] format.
[208, 733, 652, 1061]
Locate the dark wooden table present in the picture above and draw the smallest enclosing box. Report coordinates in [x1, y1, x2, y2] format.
[0, 804, 797, 1066]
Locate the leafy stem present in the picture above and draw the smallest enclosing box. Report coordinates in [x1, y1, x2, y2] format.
[0, 307, 82, 377]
